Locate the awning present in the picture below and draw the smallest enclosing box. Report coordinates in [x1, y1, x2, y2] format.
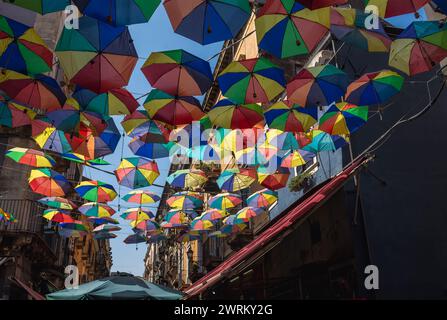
[184, 156, 371, 298]
[9, 276, 46, 300]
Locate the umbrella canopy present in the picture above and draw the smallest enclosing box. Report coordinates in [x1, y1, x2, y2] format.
[234, 142, 278, 166]
[124, 233, 147, 244]
[345, 70, 404, 106]
[73, 0, 160, 26]
[297, 0, 348, 9]
[131, 219, 161, 233]
[46, 274, 183, 300]
[0, 95, 36, 128]
[208, 99, 265, 129]
[218, 57, 286, 104]
[89, 216, 120, 225]
[287, 64, 349, 108]
[214, 222, 247, 236]
[78, 202, 116, 218]
[264, 101, 318, 132]
[255, 0, 331, 59]
[208, 192, 242, 210]
[330, 7, 392, 53]
[4, 0, 70, 14]
[143, 89, 204, 126]
[163, 210, 190, 226]
[281, 149, 314, 168]
[363, 0, 430, 18]
[59, 220, 88, 238]
[38, 197, 77, 210]
[73, 87, 139, 116]
[28, 168, 71, 197]
[302, 129, 337, 153]
[247, 188, 278, 208]
[257, 166, 290, 190]
[121, 110, 170, 141]
[164, 0, 251, 45]
[0, 16, 53, 74]
[167, 191, 203, 210]
[128, 137, 176, 159]
[319, 102, 368, 136]
[55, 16, 138, 93]
[198, 209, 227, 222]
[433, 0, 447, 14]
[217, 167, 257, 192]
[61, 153, 110, 166]
[32, 119, 73, 154]
[121, 208, 154, 221]
[43, 209, 74, 223]
[235, 206, 265, 222]
[69, 117, 121, 160]
[176, 231, 201, 243]
[94, 232, 118, 240]
[266, 129, 302, 151]
[389, 21, 447, 76]
[115, 157, 160, 189]
[0, 208, 15, 223]
[93, 224, 121, 233]
[190, 218, 214, 232]
[75, 180, 117, 203]
[122, 190, 161, 204]
[167, 169, 207, 189]
[141, 49, 213, 96]
[6, 147, 55, 168]
[0, 69, 66, 112]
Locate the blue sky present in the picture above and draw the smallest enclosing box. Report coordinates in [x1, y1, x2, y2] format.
[83, 5, 222, 276]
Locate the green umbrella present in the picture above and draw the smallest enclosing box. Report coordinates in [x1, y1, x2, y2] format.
[4, 0, 71, 14]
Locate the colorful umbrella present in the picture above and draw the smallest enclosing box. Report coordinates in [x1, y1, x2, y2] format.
[214, 222, 247, 236]
[389, 21, 447, 76]
[0, 16, 53, 74]
[88, 216, 120, 225]
[167, 169, 207, 189]
[43, 209, 74, 223]
[286, 64, 349, 108]
[61, 153, 110, 166]
[255, 1, 331, 59]
[223, 214, 246, 225]
[234, 143, 278, 166]
[257, 166, 290, 190]
[163, 210, 189, 226]
[92, 224, 121, 233]
[32, 119, 74, 154]
[0, 208, 15, 223]
[121, 110, 170, 141]
[121, 207, 154, 221]
[198, 209, 227, 222]
[266, 129, 302, 151]
[297, 0, 348, 9]
[143, 89, 204, 126]
[115, 157, 160, 189]
[141, 49, 213, 96]
[128, 137, 176, 159]
[73, 87, 139, 116]
[176, 231, 201, 243]
[217, 167, 257, 192]
[0, 69, 66, 111]
[330, 7, 392, 53]
[69, 117, 121, 160]
[345, 70, 404, 106]
[75, 180, 117, 203]
[55, 16, 138, 93]
[264, 101, 318, 132]
[124, 233, 147, 244]
[164, 0, 251, 45]
[38, 197, 77, 210]
[208, 99, 265, 129]
[147, 233, 167, 243]
[59, 221, 88, 238]
[0, 95, 36, 128]
[6, 147, 55, 168]
[208, 192, 242, 210]
[73, 0, 160, 26]
[247, 188, 278, 208]
[78, 202, 116, 218]
[167, 191, 203, 210]
[319, 102, 368, 136]
[218, 57, 286, 104]
[281, 149, 315, 168]
[363, 0, 430, 18]
[28, 168, 71, 197]
[433, 0, 447, 14]
[94, 232, 118, 240]
[122, 190, 161, 204]
[190, 218, 214, 232]
[131, 219, 161, 233]
[4, 0, 70, 14]
[302, 129, 337, 153]
[235, 206, 265, 222]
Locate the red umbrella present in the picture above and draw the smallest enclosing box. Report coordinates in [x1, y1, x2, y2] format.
[258, 166, 290, 190]
[297, 0, 348, 9]
[0, 95, 36, 128]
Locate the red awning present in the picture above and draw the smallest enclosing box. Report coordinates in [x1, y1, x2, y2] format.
[9, 276, 46, 300]
[184, 156, 370, 298]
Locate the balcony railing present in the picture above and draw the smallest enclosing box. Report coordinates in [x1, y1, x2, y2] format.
[0, 199, 43, 234]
